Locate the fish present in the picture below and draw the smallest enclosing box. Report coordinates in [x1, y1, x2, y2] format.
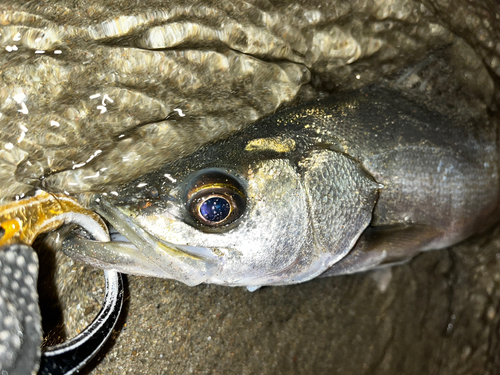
[64, 87, 500, 289]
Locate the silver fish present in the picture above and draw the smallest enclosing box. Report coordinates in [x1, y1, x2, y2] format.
[65, 87, 500, 289]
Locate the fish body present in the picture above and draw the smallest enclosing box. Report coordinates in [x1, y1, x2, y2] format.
[67, 88, 500, 287]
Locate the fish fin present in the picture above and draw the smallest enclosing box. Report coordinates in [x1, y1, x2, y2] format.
[320, 225, 442, 277]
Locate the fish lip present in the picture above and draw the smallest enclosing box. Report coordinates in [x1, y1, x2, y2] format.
[86, 195, 220, 286]
[110, 228, 219, 261]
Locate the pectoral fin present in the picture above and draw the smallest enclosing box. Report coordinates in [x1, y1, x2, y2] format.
[321, 225, 442, 277]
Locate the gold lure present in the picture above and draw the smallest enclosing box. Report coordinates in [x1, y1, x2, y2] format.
[0, 191, 108, 247]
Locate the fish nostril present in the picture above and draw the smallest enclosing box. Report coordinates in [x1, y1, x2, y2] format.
[147, 187, 159, 199]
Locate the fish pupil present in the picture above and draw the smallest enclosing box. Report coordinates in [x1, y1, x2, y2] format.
[199, 197, 230, 223]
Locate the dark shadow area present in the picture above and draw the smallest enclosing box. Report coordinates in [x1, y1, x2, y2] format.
[79, 275, 130, 375]
[33, 229, 129, 373]
[34, 234, 67, 347]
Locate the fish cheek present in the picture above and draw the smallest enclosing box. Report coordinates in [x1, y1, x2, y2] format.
[206, 159, 311, 286]
[300, 149, 379, 269]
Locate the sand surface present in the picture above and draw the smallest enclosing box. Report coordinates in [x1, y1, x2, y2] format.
[37, 225, 500, 374]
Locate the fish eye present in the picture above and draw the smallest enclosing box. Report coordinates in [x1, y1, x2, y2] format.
[186, 170, 246, 227]
[199, 196, 230, 222]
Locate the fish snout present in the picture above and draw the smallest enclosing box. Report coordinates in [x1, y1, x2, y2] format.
[63, 197, 221, 286]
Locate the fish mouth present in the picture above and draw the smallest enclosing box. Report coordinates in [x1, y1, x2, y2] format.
[63, 196, 220, 286]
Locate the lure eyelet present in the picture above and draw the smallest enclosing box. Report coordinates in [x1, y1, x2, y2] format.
[186, 170, 246, 227]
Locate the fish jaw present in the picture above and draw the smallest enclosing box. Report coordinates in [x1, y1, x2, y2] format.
[64, 197, 221, 286]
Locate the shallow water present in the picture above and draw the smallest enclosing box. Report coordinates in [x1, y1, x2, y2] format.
[2, 0, 500, 373]
[1, 0, 497, 200]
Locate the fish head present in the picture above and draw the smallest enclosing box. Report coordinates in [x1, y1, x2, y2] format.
[69, 117, 378, 288]
[89, 134, 319, 287]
